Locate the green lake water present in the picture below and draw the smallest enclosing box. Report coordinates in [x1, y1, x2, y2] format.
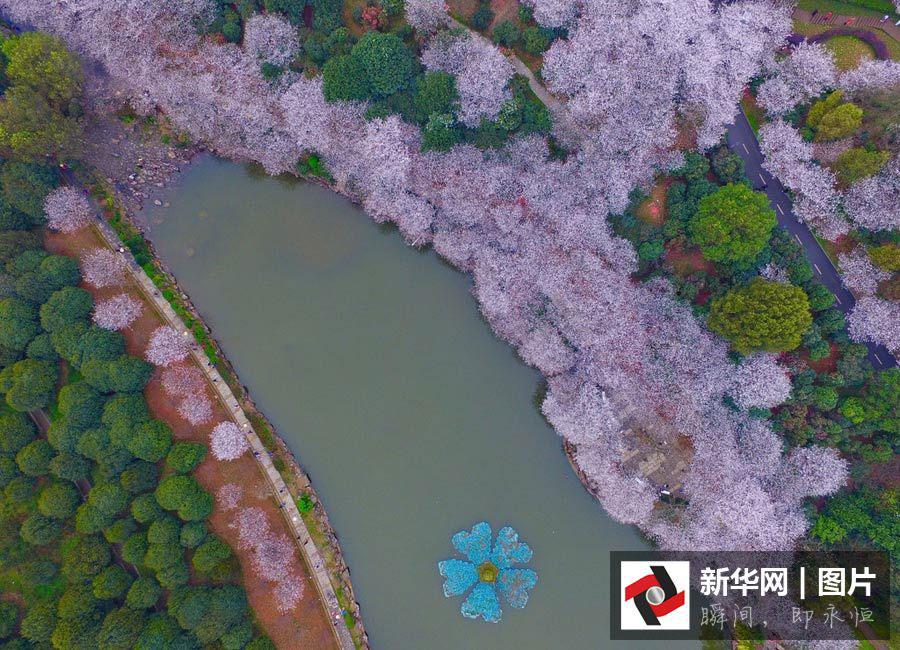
[144, 156, 692, 649]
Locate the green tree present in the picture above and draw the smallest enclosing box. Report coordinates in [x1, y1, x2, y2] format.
[38, 480, 80, 519]
[119, 460, 158, 494]
[126, 577, 162, 610]
[147, 515, 181, 547]
[0, 297, 39, 351]
[20, 600, 57, 644]
[92, 565, 133, 600]
[689, 183, 776, 267]
[0, 85, 83, 161]
[0, 358, 57, 410]
[49, 451, 91, 482]
[120, 532, 148, 566]
[710, 145, 745, 184]
[88, 481, 129, 517]
[192, 536, 232, 574]
[15, 438, 55, 476]
[421, 112, 461, 152]
[130, 493, 164, 524]
[20, 512, 62, 545]
[471, 5, 494, 30]
[61, 534, 110, 581]
[97, 607, 145, 650]
[807, 90, 844, 128]
[165, 442, 206, 474]
[321, 55, 369, 102]
[102, 517, 137, 545]
[39, 287, 93, 333]
[127, 420, 172, 462]
[180, 521, 207, 548]
[0, 162, 57, 222]
[143, 543, 183, 573]
[832, 147, 889, 186]
[354, 32, 415, 99]
[1, 33, 82, 106]
[708, 278, 812, 354]
[814, 102, 862, 141]
[0, 411, 36, 454]
[810, 515, 846, 544]
[155, 475, 213, 522]
[58, 382, 104, 429]
[0, 601, 17, 639]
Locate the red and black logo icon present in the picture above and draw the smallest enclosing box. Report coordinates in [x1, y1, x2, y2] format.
[624, 565, 686, 626]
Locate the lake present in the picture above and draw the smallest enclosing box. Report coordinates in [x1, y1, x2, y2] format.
[144, 156, 691, 650]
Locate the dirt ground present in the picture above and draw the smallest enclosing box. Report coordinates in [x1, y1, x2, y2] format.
[45, 226, 337, 649]
[636, 179, 669, 226]
[665, 241, 715, 277]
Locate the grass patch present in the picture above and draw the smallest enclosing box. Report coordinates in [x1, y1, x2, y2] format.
[797, 0, 898, 19]
[793, 20, 900, 59]
[741, 94, 766, 134]
[825, 35, 877, 69]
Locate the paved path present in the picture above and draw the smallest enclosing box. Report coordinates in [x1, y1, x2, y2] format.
[725, 110, 896, 370]
[88, 219, 357, 650]
[794, 8, 900, 42]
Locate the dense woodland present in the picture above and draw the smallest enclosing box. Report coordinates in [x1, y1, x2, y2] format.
[0, 0, 896, 645]
[0, 32, 276, 649]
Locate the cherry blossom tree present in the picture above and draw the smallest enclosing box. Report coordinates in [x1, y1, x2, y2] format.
[216, 483, 243, 510]
[838, 248, 889, 296]
[521, 0, 579, 28]
[93, 293, 143, 330]
[405, 0, 449, 34]
[839, 59, 900, 94]
[242, 13, 299, 67]
[421, 31, 513, 127]
[210, 421, 249, 461]
[758, 120, 847, 238]
[81, 248, 127, 288]
[843, 160, 900, 231]
[273, 575, 304, 613]
[161, 364, 207, 399]
[757, 42, 837, 115]
[729, 353, 791, 410]
[848, 297, 900, 353]
[43, 187, 94, 233]
[177, 393, 213, 425]
[145, 326, 190, 366]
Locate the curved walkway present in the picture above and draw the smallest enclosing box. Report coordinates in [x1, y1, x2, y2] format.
[88, 218, 357, 650]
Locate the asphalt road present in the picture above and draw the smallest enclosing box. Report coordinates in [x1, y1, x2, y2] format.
[725, 110, 896, 370]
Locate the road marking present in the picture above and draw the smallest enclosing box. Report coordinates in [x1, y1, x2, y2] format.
[794, 234, 803, 245]
[873, 353, 883, 366]
[776, 205, 784, 215]
[813, 263, 822, 275]
[742, 143, 749, 154]
[759, 173, 766, 184]
[834, 295, 842, 305]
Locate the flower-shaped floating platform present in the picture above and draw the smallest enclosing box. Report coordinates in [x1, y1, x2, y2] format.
[438, 521, 537, 623]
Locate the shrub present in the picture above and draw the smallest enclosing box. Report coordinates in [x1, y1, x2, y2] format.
[422, 112, 461, 151]
[814, 102, 862, 141]
[711, 145, 745, 184]
[471, 5, 494, 30]
[832, 147, 889, 186]
[522, 26, 549, 55]
[492, 20, 521, 47]
[869, 244, 900, 272]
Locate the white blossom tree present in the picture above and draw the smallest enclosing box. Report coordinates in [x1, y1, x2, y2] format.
[43, 187, 94, 233]
[421, 31, 513, 127]
[93, 293, 143, 330]
[242, 13, 299, 67]
[161, 364, 207, 399]
[177, 393, 213, 425]
[217, 483, 243, 510]
[210, 421, 249, 461]
[848, 296, 900, 353]
[145, 326, 191, 366]
[521, 0, 579, 28]
[729, 354, 791, 410]
[838, 248, 889, 296]
[80, 248, 126, 288]
[843, 160, 900, 231]
[405, 0, 448, 34]
[757, 42, 837, 115]
[839, 58, 900, 94]
[273, 575, 305, 613]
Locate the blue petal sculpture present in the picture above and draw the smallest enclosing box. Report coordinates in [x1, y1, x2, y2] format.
[438, 521, 538, 622]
